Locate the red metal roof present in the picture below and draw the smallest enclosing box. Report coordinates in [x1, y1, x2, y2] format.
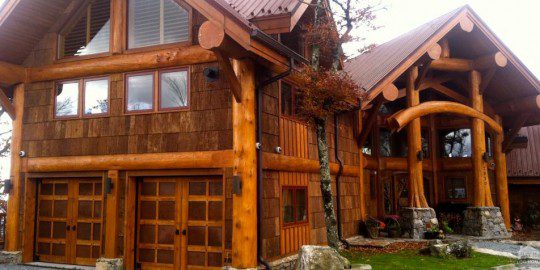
[344, 7, 463, 92]
[226, 0, 303, 20]
[507, 125, 540, 178]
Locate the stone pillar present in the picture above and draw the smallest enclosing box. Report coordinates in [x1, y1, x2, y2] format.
[400, 208, 439, 239]
[462, 207, 509, 238]
[96, 258, 123, 270]
[0, 251, 22, 264]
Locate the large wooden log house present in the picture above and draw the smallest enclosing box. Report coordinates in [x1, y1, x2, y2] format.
[0, 0, 539, 269]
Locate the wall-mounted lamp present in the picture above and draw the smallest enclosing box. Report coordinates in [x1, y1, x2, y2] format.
[232, 175, 242, 195]
[417, 151, 424, 161]
[203, 67, 219, 82]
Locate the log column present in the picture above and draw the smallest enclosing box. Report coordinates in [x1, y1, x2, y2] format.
[357, 110, 366, 221]
[231, 59, 257, 268]
[104, 170, 121, 258]
[5, 84, 25, 251]
[494, 115, 510, 229]
[469, 70, 493, 207]
[406, 67, 428, 208]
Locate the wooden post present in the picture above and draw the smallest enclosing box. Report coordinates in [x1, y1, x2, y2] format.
[406, 67, 428, 208]
[104, 170, 121, 258]
[5, 84, 25, 251]
[429, 114, 440, 205]
[494, 115, 511, 228]
[231, 59, 257, 268]
[110, 0, 125, 54]
[357, 110, 366, 221]
[469, 70, 493, 207]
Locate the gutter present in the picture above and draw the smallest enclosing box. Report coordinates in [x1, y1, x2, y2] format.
[256, 58, 294, 270]
[251, 29, 310, 66]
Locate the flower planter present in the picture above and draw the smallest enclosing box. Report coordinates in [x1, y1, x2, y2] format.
[367, 227, 380, 238]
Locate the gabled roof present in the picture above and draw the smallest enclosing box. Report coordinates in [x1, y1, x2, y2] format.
[345, 5, 540, 109]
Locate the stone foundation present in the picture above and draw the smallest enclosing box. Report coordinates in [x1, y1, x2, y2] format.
[463, 207, 509, 238]
[400, 207, 438, 239]
[0, 251, 22, 264]
[96, 257, 123, 270]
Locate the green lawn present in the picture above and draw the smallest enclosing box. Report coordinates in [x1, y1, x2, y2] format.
[342, 250, 516, 270]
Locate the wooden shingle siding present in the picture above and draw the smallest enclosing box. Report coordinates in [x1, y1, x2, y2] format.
[279, 172, 309, 256]
[22, 63, 233, 157]
[507, 125, 540, 177]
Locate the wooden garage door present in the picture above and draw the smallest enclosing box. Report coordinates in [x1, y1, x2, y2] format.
[136, 176, 224, 270]
[35, 178, 103, 265]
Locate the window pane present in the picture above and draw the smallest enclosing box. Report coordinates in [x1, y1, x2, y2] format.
[160, 70, 188, 109]
[282, 189, 294, 223]
[127, 74, 154, 111]
[441, 129, 471, 157]
[295, 189, 307, 222]
[56, 82, 79, 117]
[281, 82, 293, 115]
[62, 0, 110, 57]
[84, 79, 109, 115]
[446, 177, 466, 199]
[129, 0, 189, 49]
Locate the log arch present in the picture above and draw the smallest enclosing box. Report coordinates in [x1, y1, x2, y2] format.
[387, 101, 503, 134]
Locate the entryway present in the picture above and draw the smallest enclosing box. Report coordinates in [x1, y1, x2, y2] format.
[35, 178, 103, 266]
[135, 176, 224, 270]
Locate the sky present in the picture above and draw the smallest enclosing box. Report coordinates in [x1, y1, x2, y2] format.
[0, 0, 539, 179]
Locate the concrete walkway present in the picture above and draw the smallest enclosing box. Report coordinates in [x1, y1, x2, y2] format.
[473, 241, 540, 269]
[0, 262, 94, 270]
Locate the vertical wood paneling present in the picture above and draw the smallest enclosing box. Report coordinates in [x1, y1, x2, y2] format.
[279, 171, 309, 255]
[507, 125, 540, 177]
[279, 117, 308, 158]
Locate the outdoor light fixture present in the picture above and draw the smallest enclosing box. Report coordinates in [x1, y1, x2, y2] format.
[203, 67, 219, 82]
[417, 150, 424, 161]
[275, 146, 282, 154]
[232, 175, 242, 195]
[19, 151, 26, 157]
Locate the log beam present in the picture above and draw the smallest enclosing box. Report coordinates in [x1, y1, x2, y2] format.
[495, 95, 540, 116]
[406, 66, 428, 208]
[0, 61, 26, 85]
[430, 83, 470, 105]
[26, 150, 233, 172]
[469, 70, 493, 207]
[0, 87, 15, 119]
[387, 101, 503, 134]
[27, 46, 216, 83]
[215, 50, 242, 102]
[430, 52, 507, 72]
[231, 59, 257, 268]
[5, 83, 24, 251]
[459, 16, 474, 32]
[262, 153, 361, 177]
[494, 115, 511, 229]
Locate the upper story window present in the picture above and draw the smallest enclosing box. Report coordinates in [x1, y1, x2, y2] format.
[55, 78, 109, 118]
[59, 0, 110, 58]
[126, 68, 189, 113]
[445, 177, 467, 200]
[281, 81, 301, 117]
[128, 0, 190, 49]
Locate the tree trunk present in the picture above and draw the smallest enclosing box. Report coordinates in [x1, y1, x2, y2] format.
[315, 118, 341, 249]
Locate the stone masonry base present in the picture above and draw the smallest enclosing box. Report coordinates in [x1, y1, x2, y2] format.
[0, 251, 22, 264]
[400, 207, 439, 239]
[463, 206, 509, 238]
[95, 257, 123, 270]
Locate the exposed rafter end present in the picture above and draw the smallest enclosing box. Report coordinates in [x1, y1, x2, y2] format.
[0, 87, 15, 120]
[0, 61, 27, 85]
[357, 96, 384, 147]
[459, 16, 474, 33]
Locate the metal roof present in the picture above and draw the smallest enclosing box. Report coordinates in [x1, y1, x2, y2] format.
[225, 0, 303, 20]
[344, 7, 463, 92]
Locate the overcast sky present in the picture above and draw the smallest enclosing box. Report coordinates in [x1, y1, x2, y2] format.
[0, 0, 539, 178]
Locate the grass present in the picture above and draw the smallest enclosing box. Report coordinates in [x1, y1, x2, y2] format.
[342, 249, 516, 270]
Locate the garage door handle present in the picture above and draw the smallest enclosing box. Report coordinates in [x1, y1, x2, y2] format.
[182, 229, 186, 235]
[175, 229, 180, 235]
[66, 225, 70, 231]
[72, 225, 76, 231]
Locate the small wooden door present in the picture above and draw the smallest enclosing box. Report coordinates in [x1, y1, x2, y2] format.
[136, 176, 224, 270]
[36, 178, 103, 265]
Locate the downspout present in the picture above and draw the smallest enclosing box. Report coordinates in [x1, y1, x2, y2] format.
[334, 113, 350, 248]
[256, 58, 294, 269]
